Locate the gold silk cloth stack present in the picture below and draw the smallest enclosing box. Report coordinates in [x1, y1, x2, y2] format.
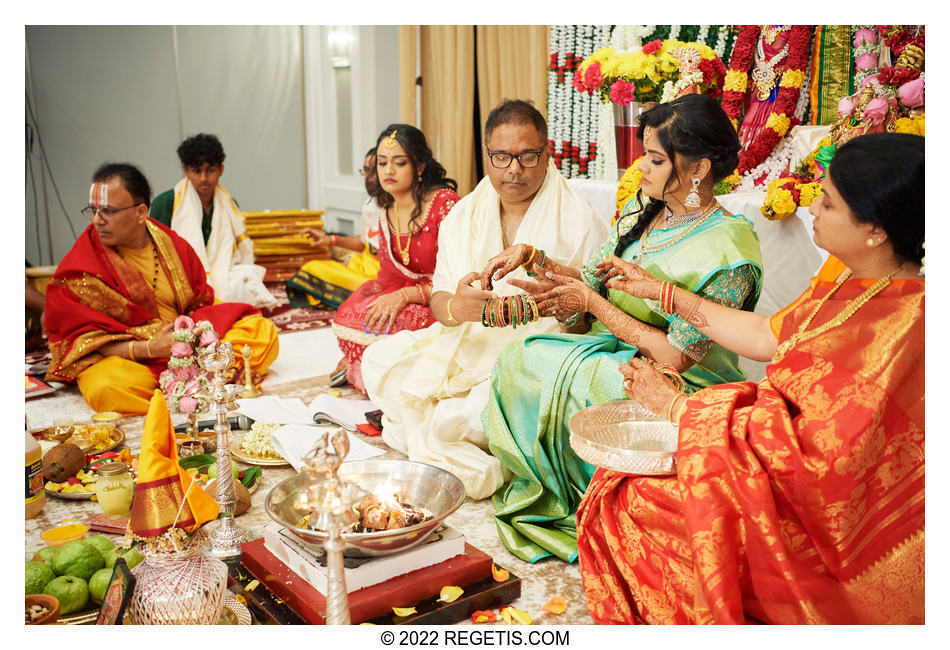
[129, 390, 220, 537]
[243, 209, 326, 283]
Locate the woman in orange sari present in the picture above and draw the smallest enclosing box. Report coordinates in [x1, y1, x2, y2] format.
[578, 133, 924, 624]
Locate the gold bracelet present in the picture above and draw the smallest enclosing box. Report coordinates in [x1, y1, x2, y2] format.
[521, 245, 537, 268]
[667, 393, 686, 425]
[446, 297, 460, 323]
[145, 339, 153, 358]
[128, 341, 137, 362]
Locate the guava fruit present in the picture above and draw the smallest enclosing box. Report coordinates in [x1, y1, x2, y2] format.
[43, 575, 89, 614]
[103, 545, 144, 570]
[50, 540, 104, 580]
[32, 546, 59, 565]
[25, 560, 55, 594]
[88, 567, 114, 604]
[207, 460, 239, 479]
[84, 535, 116, 557]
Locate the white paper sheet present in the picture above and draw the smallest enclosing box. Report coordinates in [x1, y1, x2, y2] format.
[270, 424, 385, 472]
[236, 394, 376, 430]
[307, 394, 375, 428]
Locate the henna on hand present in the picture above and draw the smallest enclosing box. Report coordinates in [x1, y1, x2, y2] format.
[479, 244, 530, 290]
[619, 357, 680, 416]
[675, 287, 710, 328]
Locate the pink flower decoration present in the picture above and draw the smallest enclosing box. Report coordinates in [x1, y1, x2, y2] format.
[198, 330, 219, 347]
[161, 377, 177, 393]
[178, 396, 198, 413]
[175, 366, 196, 381]
[174, 315, 195, 331]
[859, 73, 880, 90]
[641, 39, 662, 55]
[170, 342, 192, 357]
[862, 97, 890, 126]
[837, 96, 856, 117]
[583, 62, 603, 94]
[184, 378, 203, 395]
[609, 79, 636, 106]
[897, 77, 925, 108]
[853, 28, 878, 47]
[572, 67, 586, 93]
[855, 52, 879, 71]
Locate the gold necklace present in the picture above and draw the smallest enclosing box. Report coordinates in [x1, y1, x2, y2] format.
[772, 265, 903, 362]
[390, 202, 412, 265]
[636, 204, 719, 260]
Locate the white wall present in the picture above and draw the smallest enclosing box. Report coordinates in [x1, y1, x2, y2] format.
[25, 25, 400, 265]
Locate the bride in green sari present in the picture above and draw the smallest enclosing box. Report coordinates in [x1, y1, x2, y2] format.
[481, 95, 764, 563]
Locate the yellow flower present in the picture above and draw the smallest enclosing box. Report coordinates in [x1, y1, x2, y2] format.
[437, 586, 464, 603]
[724, 69, 747, 93]
[585, 46, 616, 65]
[771, 191, 797, 218]
[617, 52, 646, 80]
[779, 69, 805, 88]
[798, 182, 823, 206]
[616, 158, 644, 213]
[765, 112, 792, 136]
[895, 115, 925, 136]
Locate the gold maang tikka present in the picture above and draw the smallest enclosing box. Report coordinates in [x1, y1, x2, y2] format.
[384, 130, 398, 148]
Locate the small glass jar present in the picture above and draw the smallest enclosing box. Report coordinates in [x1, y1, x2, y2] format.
[94, 462, 134, 515]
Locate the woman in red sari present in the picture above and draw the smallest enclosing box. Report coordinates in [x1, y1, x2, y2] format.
[332, 124, 459, 393]
[579, 133, 925, 624]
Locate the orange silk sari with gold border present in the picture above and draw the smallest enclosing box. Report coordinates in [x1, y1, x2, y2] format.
[577, 269, 924, 624]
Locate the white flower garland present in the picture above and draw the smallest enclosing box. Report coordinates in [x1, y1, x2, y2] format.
[713, 25, 730, 58]
[734, 136, 796, 193]
[697, 25, 710, 45]
[669, 25, 681, 41]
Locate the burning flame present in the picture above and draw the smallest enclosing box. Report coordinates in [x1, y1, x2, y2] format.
[372, 479, 401, 510]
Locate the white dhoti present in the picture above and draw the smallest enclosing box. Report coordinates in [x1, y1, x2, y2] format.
[362, 161, 609, 499]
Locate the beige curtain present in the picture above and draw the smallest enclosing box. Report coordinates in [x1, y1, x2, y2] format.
[398, 25, 548, 196]
[476, 26, 549, 123]
[399, 26, 477, 195]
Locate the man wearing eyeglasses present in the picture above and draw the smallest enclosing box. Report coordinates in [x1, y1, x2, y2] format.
[361, 99, 608, 500]
[44, 162, 279, 415]
[150, 133, 275, 308]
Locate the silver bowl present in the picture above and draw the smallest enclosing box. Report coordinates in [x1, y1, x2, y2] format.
[569, 401, 679, 475]
[264, 458, 466, 557]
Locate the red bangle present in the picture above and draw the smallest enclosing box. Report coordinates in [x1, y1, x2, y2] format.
[331, 234, 338, 246]
[661, 282, 676, 314]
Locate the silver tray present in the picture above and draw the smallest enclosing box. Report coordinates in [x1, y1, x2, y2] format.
[569, 401, 679, 475]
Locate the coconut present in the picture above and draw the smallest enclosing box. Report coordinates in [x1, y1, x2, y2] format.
[203, 479, 251, 516]
[42, 443, 85, 483]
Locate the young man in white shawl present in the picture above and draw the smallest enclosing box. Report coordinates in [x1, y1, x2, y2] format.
[150, 133, 276, 308]
[361, 100, 609, 500]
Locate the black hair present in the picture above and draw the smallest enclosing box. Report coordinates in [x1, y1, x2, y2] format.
[365, 147, 377, 159]
[484, 99, 548, 144]
[600, 95, 739, 300]
[177, 133, 226, 169]
[92, 162, 152, 207]
[372, 123, 458, 229]
[829, 132, 925, 265]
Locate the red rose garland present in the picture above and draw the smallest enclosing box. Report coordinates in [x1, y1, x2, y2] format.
[721, 25, 812, 176]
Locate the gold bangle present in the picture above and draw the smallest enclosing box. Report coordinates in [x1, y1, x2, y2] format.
[145, 339, 153, 358]
[446, 296, 460, 323]
[128, 341, 136, 362]
[667, 393, 686, 425]
[521, 245, 537, 268]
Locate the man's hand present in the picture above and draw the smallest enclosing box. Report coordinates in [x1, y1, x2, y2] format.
[619, 357, 680, 416]
[301, 227, 332, 248]
[479, 244, 532, 290]
[364, 290, 409, 335]
[452, 272, 498, 322]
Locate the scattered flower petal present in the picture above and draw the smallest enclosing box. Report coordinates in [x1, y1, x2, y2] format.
[392, 606, 417, 617]
[437, 585, 464, 603]
[491, 563, 510, 582]
[245, 579, 259, 592]
[542, 596, 567, 614]
[471, 609, 498, 624]
[501, 606, 533, 625]
[235, 594, 248, 606]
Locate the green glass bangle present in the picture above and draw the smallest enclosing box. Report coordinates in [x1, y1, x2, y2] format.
[481, 299, 490, 327]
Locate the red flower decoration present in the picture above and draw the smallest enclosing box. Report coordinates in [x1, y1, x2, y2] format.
[572, 67, 586, 93]
[641, 39, 662, 55]
[877, 66, 921, 87]
[608, 79, 636, 105]
[583, 62, 603, 94]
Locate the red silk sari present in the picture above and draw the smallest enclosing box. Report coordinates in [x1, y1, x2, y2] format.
[332, 189, 458, 393]
[46, 220, 258, 382]
[577, 268, 925, 624]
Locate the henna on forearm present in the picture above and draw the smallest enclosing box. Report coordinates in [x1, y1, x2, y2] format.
[673, 287, 710, 328]
[586, 292, 662, 348]
[540, 258, 581, 281]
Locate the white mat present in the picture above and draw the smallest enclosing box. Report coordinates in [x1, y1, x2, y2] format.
[262, 327, 341, 388]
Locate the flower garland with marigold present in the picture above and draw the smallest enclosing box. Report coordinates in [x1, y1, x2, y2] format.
[720, 25, 812, 177]
[759, 135, 831, 220]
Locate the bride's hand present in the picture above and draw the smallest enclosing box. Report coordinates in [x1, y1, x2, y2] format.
[508, 277, 556, 296]
[480, 244, 532, 291]
[532, 271, 594, 318]
[597, 257, 662, 301]
[619, 357, 680, 416]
